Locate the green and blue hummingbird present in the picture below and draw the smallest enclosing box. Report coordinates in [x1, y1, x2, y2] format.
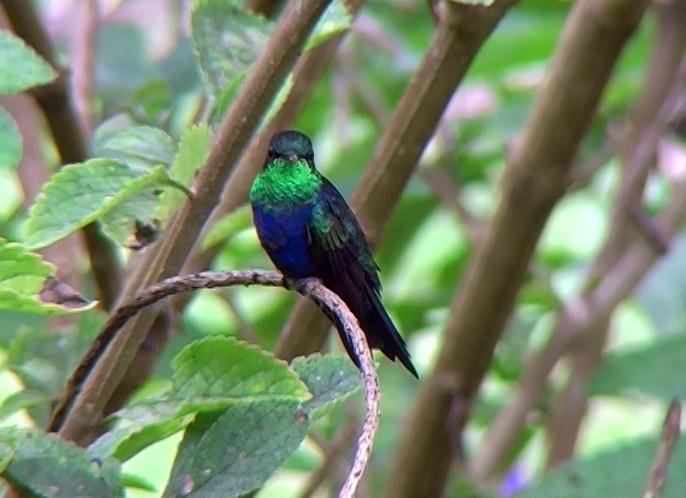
[249, 130, 417, 377]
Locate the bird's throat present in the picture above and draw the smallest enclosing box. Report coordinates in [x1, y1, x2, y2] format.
[250, 159, 321, 208]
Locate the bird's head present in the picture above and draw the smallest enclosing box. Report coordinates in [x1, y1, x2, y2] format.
[266, 130, 315, 167]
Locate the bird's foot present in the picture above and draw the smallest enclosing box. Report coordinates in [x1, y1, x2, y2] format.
[291, 276, 321, 293]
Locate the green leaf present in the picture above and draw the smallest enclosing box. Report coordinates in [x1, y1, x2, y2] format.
[156, 123, 211, 222]
[208, 72, 246, 123]
[259, 74, 294, 129]
[191, 0, 271, 97]
[99, 188, 161, 247]
[163, 399, 309, 498]
[89, 337, 309, 461]
[2, 312, 102, 425]
[172, 123, 211, 185]
[303, 0, 352, 51]
[587, 334, 686, 400]
[0, 30, 57, 94]
[23, 158, 174, 248]
[172, 336, 309, 399]
[91, 393, 301, 462]
[93, 124, 175, 166]
[0, 107, 21, 170]
[291, 354, 361, 419]
[121, 472, 157, 492]
[130, 79, 173, 123]
[0, 238, 93, 314]
[0, 390, 52, 421]
[201, 205, 252, 249]
[519, 436, 686, 497]
[88, 403, 198, 461]
[0, 427, 123, 498]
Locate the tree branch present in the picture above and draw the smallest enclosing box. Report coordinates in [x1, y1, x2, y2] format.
[52, 0, 333, 445]
[274, 0, 518, 363]
[70, 0, 99, 135]
[642, 399, 682, 498]
[471, 54, 686, 478]
[385, 1, 649, 496]
[1, 0, 120, 310]
[545, 0, 686, 465]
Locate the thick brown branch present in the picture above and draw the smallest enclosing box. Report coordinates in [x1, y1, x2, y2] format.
[386, 1, 649, 496]
[54, 0, 333, 445]
[274, 0, 518, 363]
[473, 4, 686, 478]
[545, 0, 686, 465]
[2, 0, 120, 309]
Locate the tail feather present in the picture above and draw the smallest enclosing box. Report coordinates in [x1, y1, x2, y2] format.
[364, 289, 418, 378]
[323, 274, 418, 378]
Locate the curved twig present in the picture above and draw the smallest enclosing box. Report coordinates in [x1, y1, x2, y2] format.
[47, 269, 378, 498]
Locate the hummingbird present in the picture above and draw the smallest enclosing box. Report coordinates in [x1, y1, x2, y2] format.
[249, 130, 417, 377]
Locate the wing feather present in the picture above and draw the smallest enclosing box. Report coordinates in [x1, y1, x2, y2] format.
[305, 179, 417, 377]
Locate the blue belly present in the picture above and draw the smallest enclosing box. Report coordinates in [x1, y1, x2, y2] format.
[252, 202, 316, 278]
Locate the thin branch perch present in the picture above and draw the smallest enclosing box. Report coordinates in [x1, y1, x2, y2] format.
[642, 399, 681, 498]
[48, 270, 378, 498]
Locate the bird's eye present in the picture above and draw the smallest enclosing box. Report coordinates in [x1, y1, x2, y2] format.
[267, 149, 278, 160]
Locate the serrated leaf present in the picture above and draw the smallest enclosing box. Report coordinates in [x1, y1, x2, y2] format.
[93, 124, 175, 166]
[0, 427, 123, 498]
[201, 205, 252, 249]
[291, 354, 361, 419]
[92, 396, 277, 462]
[89, 337, 308, 461]
[23, 159, 174, 249]
[163, 399, 309, 498]
[0, 30, 57, 94]
[172, 124, 211, 185]
[172, 336, 309, 399]
[88, 403, 197, 461]
[518, 436, 686, 497]
[99, 188, 161, 247]
[0, 107, 21, 170]
[0, 238, 93, 314]
[587, 334, 686, 400]
[191, 0, 271, 97]
[156, 124, 210, 222]
[0, 238, 53, 292]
